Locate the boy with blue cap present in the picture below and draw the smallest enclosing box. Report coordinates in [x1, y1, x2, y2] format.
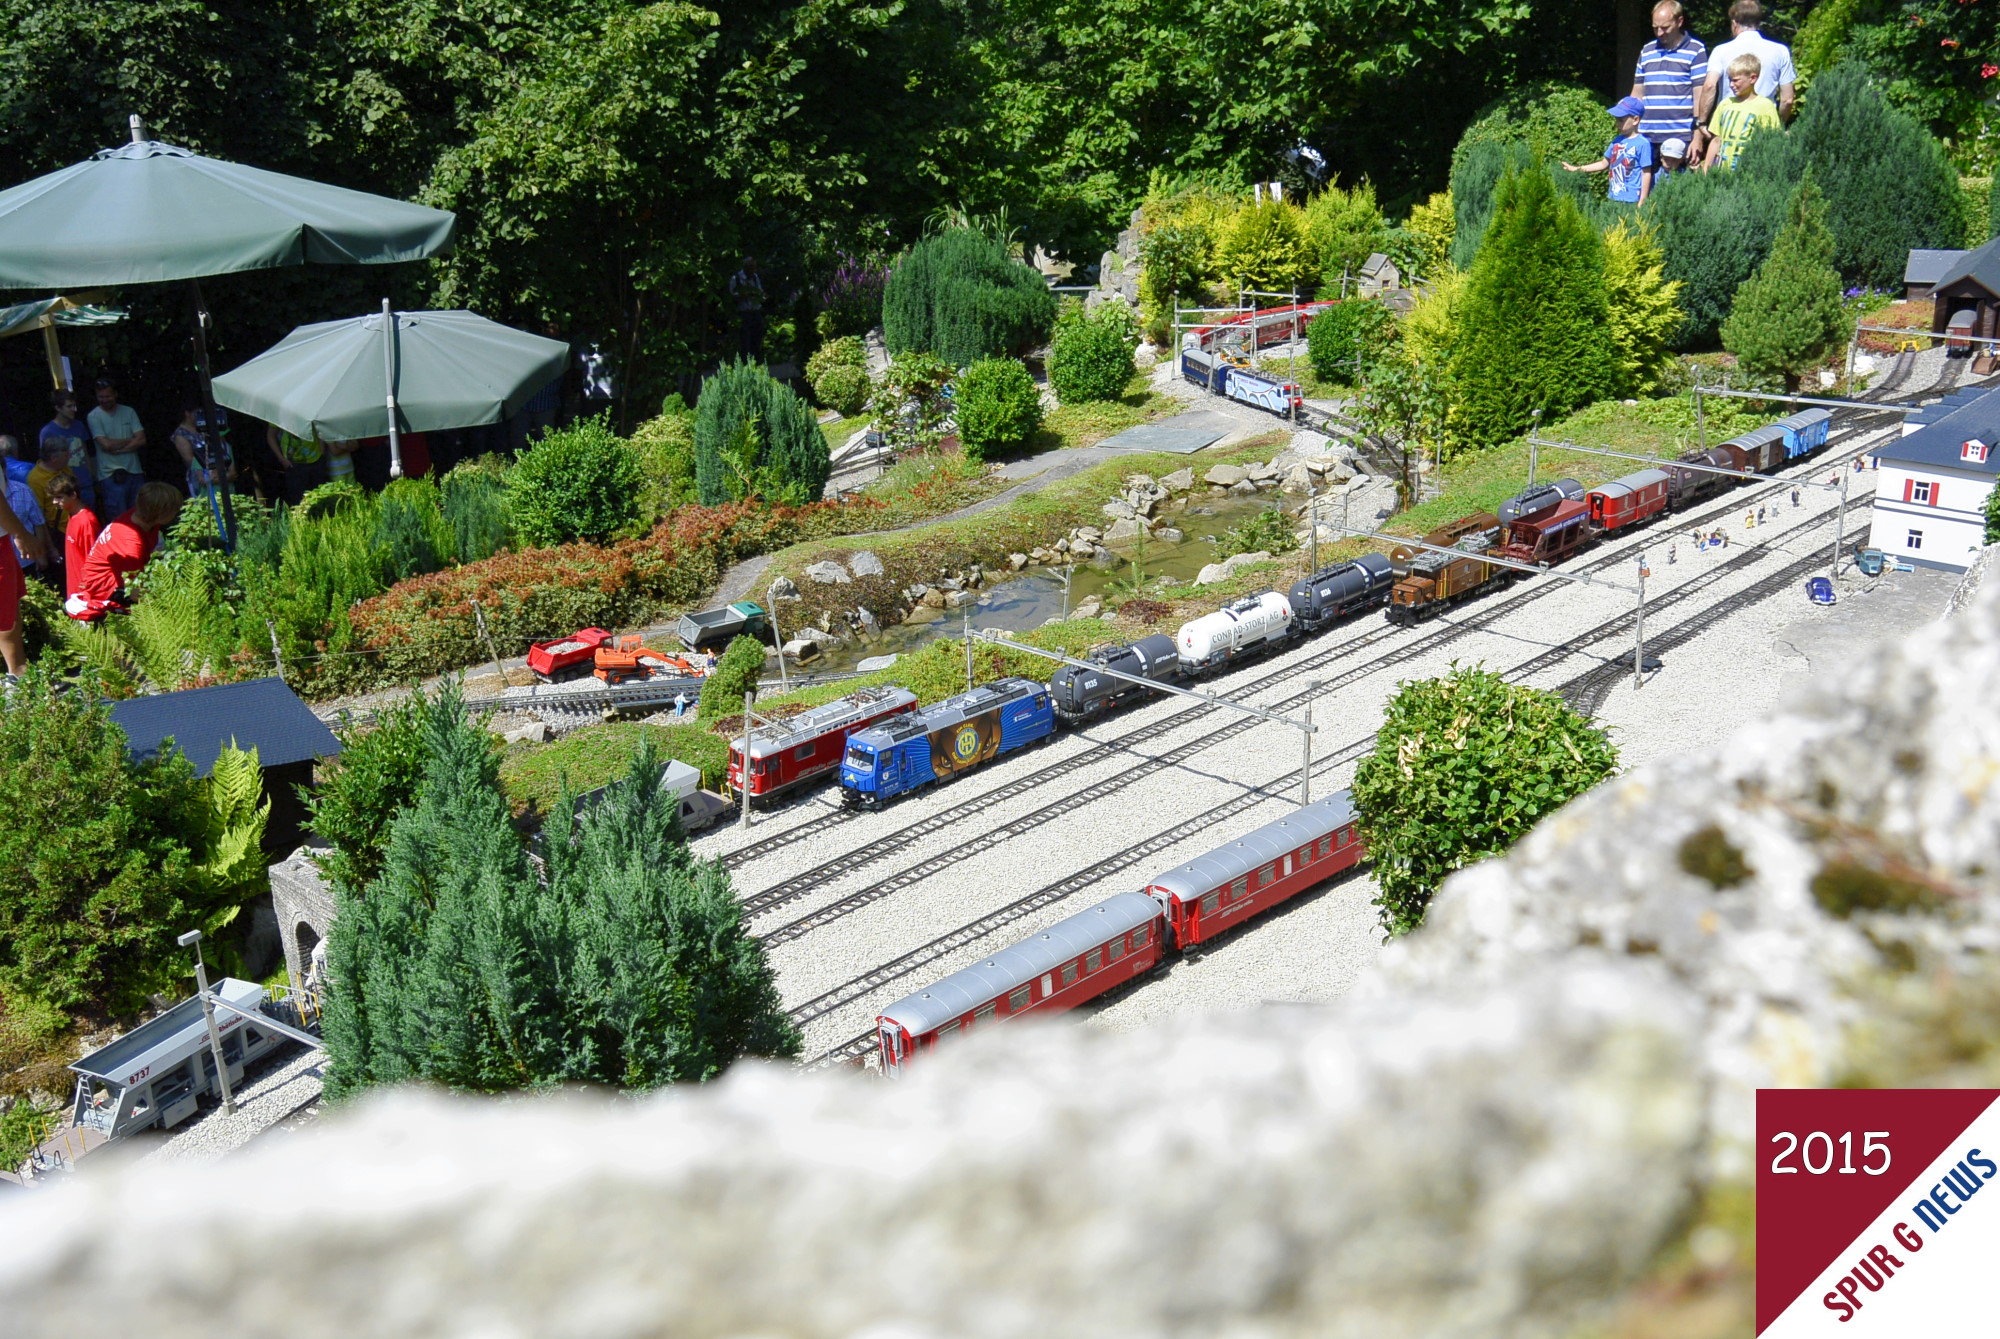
[1562, 97, 1655, 205]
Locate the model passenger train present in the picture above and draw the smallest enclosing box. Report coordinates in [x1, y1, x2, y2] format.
[876, 791, 1366, 1074]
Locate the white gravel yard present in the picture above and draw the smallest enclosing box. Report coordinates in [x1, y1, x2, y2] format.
[692, 413, 1942, 1064]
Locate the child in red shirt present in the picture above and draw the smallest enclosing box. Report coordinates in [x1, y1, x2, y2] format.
[45, 474, 97, 601]
[74, 481, 179, 611]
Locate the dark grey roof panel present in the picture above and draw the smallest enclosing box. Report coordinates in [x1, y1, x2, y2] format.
[1871, 386, 2000, 476]
[1932, 235, 2000, 296]
[1905, 249, 1966, 287]
[109, 677, 341, 776]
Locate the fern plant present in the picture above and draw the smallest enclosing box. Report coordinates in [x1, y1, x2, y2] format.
[191, 743, 271, 938]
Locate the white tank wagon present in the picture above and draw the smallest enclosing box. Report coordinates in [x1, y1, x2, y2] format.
[1175, 590, 1295, 671]
[59, 979, 321, 1147]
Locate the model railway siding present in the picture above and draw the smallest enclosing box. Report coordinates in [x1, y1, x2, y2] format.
[715, 413, 1899, 942]
[778, 486, 1886, 1064]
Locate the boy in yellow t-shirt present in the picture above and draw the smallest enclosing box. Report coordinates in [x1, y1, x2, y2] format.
[1703, 52, 1782, 172]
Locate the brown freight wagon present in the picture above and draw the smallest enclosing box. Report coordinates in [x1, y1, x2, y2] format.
[1496, 497, 1590, 566]
[1388, 513, 1507, 624]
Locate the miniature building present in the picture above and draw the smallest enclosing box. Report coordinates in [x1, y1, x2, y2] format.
[1357, 253, 1401, 298]
[1927, 235, 2000, 375]
[109, 676, 341, 857]
[1867, 385, 2000, 572]
[1903, 248, 1965, 301]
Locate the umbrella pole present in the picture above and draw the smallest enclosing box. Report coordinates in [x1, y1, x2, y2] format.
[383, 298, 403, 479]
[188, 277, 238, 550]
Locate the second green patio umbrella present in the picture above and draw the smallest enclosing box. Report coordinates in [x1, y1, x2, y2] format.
[212, 305, 569, 476]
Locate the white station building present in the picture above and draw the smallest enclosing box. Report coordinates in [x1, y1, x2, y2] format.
[1867, 385, 2000, 572]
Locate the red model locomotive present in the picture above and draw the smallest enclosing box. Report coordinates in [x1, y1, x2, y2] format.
[727, 684, 920, 802]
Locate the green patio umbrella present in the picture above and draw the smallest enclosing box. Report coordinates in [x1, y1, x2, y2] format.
[0, 116, 456, 537]
[212, 304, 568, 474]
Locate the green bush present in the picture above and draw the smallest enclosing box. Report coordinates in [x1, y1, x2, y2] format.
[1723, 178, 1850, 392]
[507, 418, 643, 546]
[1453, 163, 1621, 449]
[0, 667, 266, 1016]
[693, 361, 832, 505]
[1450, 139, 1535, 270]
[883, 228, 1056, 368]
[1302, 181, 1389, 291]
[626, 407, 699, 526]
[1351, 665, 1618, 934]
[806, 337, 872, 417]
[323, 692, 796, 1098]
[1644, 166, 1789, 347]
[1736, 62, 1966, 289]
[871, 350, 957, 453]
[303, 688, 446, 897]
[1452, 82, 1612, 192]
[1214, 199, 1315, 298]
[374, 476, 453, 581]
[0, 1096, 57, 1172]
[440, 460, 511, 565]
[1214, 506, 1298, 559]
[954, 357, 1043, 461]
[1306, 299, 1399, 387]
[1048, 302, 1137, 404]
[698, 634, 768, 719]
[806, 335, 865, 385]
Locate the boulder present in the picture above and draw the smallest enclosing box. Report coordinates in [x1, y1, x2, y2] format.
[1160, 467, 1195, 493]
[797, 625, 838, 648]
[1245, 459, 1282, 483]
[1195, 551, 1274, 586]
[855, 653, 900, 673]
[1074, 526, 1104, 543]
[1068, 540, 1098, 560]
[856, 608, 881, 638]
[1007, 552, 1029, 571]
[767, 575, 800, 601]
[803, 560, 851, 585]
[1071, 596, 1104, 620]
[921, 588, 950, 609]
[1203, 464, 1247, 487]
[1152, 526, 1185, 544]
[781, 638, 822, 663]
[1102, 518, 1147, 545]
[1194, 562, 1232, 586]
[1054, 539, 1071, 554]
[1280, 463, 1317, 496]
[948, 589, 978, 608]
[1029, 547, 1056, 564]
[848, 550, 885, 579]
[1228, 479, 1261, 496]
[1101, 498, 1138, 522]
[502, 722, 549, 746]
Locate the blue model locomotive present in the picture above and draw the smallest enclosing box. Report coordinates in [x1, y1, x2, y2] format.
[840, 677, 1054, 806]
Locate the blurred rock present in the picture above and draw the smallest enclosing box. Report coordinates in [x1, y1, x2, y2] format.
[848, 551, 886, 579]
[803, 560, 851, 585]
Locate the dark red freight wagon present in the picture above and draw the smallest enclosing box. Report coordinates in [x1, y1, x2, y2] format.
[1497, 497, 1590, 567]
[1586, 468, 1670, 533]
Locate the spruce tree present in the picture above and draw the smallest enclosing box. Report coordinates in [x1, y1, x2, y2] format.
[693, 361, 830, 506]
[1643, 167, 1788, 347]
[1722, 178, 1847, 393]
[1451, 162, 1621, 450]
[882, 229, 1055, 368]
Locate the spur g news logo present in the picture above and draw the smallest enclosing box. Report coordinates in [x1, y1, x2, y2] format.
[952, 724, 981, 762]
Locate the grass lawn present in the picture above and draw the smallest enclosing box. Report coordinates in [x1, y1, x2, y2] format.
[1389, 395, 1779, 536]
[1033, 367, 1181, 451]
[819, 413, 869, 459]
[501, 721, 732, 813]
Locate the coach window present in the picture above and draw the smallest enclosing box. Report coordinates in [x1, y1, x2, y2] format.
[795, 743, 815, 761]
[974, 1003, 996, 1025]
[1009, 985, 1030, 1011]
[1258, 865, 1275, 887]
[1200, 891, 1220, 916]
[1132, 925, 1148, 948]
[1085, 948, 1102, 973]
[1060, 961, 1079, 986]
[937, 1020, 959, 1039]
[1106, 937, 1124, 963]
[1231, 876, 1248, 900]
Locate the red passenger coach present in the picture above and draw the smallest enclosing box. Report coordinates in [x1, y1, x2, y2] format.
[1147, 791, 1363, 948]
[1585, 468, 1670, 534]
[876, 892, 1165, 1076]
[728, 685, 919, 801]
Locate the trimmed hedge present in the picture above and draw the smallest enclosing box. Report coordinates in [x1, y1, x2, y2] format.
[693, 361, 831, 506]
[1048, 302, 1136, 404]
[954, 357, 1043, 461]
[506, 419, 644, 546]
[883, 228, 1055, 368]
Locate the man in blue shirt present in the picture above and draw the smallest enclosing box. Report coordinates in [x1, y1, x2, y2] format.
[39, 389, 95, 514]
[1631, 1, 1711, 166]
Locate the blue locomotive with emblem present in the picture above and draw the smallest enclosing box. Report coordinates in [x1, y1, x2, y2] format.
[839, 677, 1054, 807]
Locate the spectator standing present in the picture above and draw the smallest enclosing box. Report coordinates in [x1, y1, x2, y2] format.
[1561, 98, 1655, 204]
[1704, 1, 1796, 124]
[26, 436, 80, 519]
[1632, 2, 1711, 166]
[729, 256, 766, 362]
[1703, 54, 1783, 173]
[3, 445, 49, 582]
[74, 481, 180, 610]
[172, 401, 235, 497]
[39, 389, 95, 514]
[87, 378, 147, 519]
[47, 475, 91, 598]
[1657, 137, 1690, 178]
[267, 423, 327, 506]
[324, 437, 357, 485]
[0, 476, 48, 678]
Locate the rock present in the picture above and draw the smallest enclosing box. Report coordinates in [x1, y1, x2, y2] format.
[767, 575, 799, 601]
[1245, 459, 1282, 483]
[796, 626, 837, 648]
[1208, 485, 1230, 497]
[1228, 479, 1261, 496]
[1154, 575, 1182, 588]
[503, 722, 549, 745]
[1101, 498, 1138, 521]
[937, 577, 962, 591]
[1194, 562, 1230, 586]
[1152, 526, 1185, 544]
[848, 550, 885, 579]
[1203, 464, 1247, 487]
[780, 637, 822, 662]
[1029, 547, 1055, 564]
[1297, 523, 1344, 546]
[1195, 550, 1274, 585]
[1007, 552, 1029, 571]
[1073, 526, 1104, 543]
[1067, 541, 1098, 560]
[1071, 596, 1104, 619]
[1280, 463, 1316, 495]
[1160, 467, 1195, 493]
[856, 608, 881, 638]
[947, 589, 978, 608]
[803, 560, 851, 585]
[1054, 538, 1071, 554]
[921, 588, 950, 609]
[855, 654, 899, 673]
[1101, 518, 1147, 545]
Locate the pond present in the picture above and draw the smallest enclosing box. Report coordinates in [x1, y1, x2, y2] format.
[786, 494, 1313, 677]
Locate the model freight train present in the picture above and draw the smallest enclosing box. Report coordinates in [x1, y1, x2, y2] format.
[876, 791, 1366, 1074]
[1387, 408, 1833, 622]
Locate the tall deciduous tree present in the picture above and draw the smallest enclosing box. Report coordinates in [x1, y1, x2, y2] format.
[323, 686, 795, 1098]
[1352, 665, 1618, 935]
[1722, 178, 1847, 393]
[1451, 163, 1620, 450]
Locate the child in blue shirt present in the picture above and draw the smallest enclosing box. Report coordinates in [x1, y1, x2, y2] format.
[1561, 96, 1656, 205]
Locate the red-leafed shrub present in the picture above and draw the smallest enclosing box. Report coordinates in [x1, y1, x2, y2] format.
[351, 499, 865, 682]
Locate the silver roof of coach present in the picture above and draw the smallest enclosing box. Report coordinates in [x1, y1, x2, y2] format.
[1148, 792, 1355, 905]
[71, 978, 266, 1088]
[879, 892, 1162, 1036]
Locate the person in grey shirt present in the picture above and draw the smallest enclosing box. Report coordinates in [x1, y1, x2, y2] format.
[87, 378, 147, 518]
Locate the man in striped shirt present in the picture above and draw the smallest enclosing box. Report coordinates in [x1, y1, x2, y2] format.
[1631, 1, 1711, 165]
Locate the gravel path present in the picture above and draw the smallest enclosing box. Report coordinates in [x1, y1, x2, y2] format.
[136, 1045, 327, 1168]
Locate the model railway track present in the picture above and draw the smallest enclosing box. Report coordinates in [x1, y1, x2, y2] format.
[733, 413, 1900, 925]
[794, 499, 1884, 1066]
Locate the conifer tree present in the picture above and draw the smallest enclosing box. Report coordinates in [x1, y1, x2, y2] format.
[693, 361, 830, 506]
[1451, 162, 1621, 450]
[1722, 178, 1847, 393]
[1600, 219, 1684, 396]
